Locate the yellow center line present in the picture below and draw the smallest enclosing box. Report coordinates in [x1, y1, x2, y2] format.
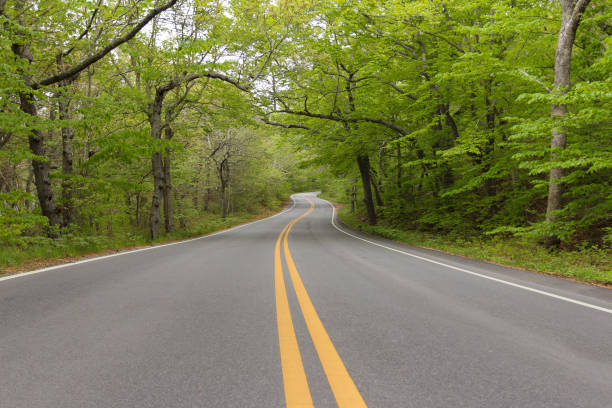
[275, 222, 314, 407]
[282, 198, 367, 408]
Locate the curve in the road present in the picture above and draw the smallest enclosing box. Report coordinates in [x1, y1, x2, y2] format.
[278, 197, 367, 407]
[1, 193, 611, 408]
[324, 200, 612, 316]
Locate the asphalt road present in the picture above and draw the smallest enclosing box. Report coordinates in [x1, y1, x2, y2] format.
[1, 193, 611, 407]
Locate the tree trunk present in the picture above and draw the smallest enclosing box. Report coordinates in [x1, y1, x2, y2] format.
[162, 147, 173, 233]
[150, 151, 164, 240]
[20, 92, 62, 229]
[218, 159, 229, 218]
[162, 117, 174, 233]
[148, 98, 165, 240]
[544, 0, 591, 246]
[58, 84, 75, 227]
[12, 38, 61, 229]
[357, 155, 376, 225]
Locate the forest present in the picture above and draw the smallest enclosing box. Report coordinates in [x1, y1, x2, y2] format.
[0, 0, 610, 279]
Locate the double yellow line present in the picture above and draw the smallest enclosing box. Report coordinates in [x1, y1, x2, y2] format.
[274, 198, 367, 408]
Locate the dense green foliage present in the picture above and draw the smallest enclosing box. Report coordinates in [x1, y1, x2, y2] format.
[0, 0, 303, 257]
[0, 0, 610, 273]
[266, 0, 611, 249]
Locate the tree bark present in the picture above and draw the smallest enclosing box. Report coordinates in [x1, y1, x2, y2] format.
[544, 0, 591, 246]
[12, 37, 61, 229]
[148, 94, 165, 240]
[58, 80, 76, 227]
[218, 159, 230, 218]
[163, 121, 174, 233]
[162, 147, 173, 233]
[150, 151, 164, 240]
[357, 155, 376, 225]
[19, 91, 62, 228]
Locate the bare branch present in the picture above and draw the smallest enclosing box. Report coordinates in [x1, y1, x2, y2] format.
[518, 69, 552, 93]
[570, 0, 591, 29]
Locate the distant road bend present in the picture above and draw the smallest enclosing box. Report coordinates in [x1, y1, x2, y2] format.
[1, 193, 611, 407]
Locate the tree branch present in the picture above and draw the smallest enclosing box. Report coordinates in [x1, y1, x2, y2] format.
[60, 0, 103, 59]
[570, 0, 591, 29]
[37, 0, 179, 87]
[277, 109, 407, 136]
[518, 69, 552, 93]
[203, 72, 251, 92]
[261, 117, 314, 131]
[372, 75, 418, 100]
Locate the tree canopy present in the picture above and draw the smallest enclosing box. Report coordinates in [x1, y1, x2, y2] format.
[1, 0, 610, 249]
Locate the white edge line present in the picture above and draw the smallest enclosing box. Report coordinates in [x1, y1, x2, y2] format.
[320, 198, 612, 316]
[0, 198, 297, 283]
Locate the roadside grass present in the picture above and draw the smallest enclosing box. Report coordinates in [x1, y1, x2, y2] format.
[334, 205, 612, 286]
[0, 206, 283, 276]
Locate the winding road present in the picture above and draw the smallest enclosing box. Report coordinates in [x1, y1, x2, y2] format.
[1, 193, 611, 407]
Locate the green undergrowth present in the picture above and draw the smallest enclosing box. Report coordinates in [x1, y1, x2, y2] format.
[334, 205, 612, 285]
[0, 207, 282, 276]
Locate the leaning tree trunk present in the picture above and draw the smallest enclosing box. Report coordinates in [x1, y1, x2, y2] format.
[357, 155, 376, 225]
[20, 91, 62, 228]
[544, 0, 591, 246]
[13, 39, 61, 229]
